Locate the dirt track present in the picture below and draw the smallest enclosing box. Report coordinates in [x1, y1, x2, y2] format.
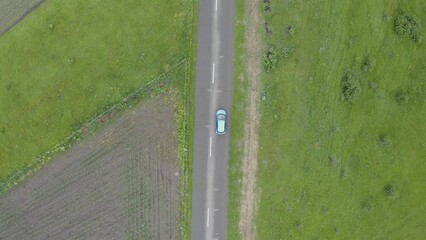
[239, 0, 262, 239]
[0, 0, 45, 36]
[0, 94, 180, 240]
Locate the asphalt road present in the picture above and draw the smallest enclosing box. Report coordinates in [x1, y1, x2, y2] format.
[191, 0, 235, 239]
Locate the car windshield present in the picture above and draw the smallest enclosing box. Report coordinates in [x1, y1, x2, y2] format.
[218, 114, 226, 120]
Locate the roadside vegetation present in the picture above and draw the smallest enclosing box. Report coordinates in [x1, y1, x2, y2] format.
[228, 0, 248, 238]
[257, 0, 425, 239]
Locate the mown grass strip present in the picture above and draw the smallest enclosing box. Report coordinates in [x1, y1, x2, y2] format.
[227, 0, 247, 239]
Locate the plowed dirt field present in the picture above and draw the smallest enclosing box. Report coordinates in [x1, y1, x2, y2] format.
[0, 94, 180, 239]
[0, 0, 44, 36]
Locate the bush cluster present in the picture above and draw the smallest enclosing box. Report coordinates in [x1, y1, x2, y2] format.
[394, 12, 422, 43]
[262, 48, 277, 72]
[361, 56, 376, 72]
[341, 71, 362, 103]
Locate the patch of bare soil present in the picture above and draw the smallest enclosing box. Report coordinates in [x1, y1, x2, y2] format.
[0, 94, 180, 240]
[239, 0, 263, 239]
[0, 0, 45, 36]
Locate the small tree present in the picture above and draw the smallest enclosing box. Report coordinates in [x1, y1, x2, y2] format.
[361, 56, 376, 72]
[384, 184, 398, 199]
[394, 12, 422, 43]
[395, 91, 410, 104]
[262, 48, 277, 72]
[341, 71, 362, 103]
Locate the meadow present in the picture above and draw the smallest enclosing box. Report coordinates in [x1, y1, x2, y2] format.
[0, 0, 192, 187]
[257, 0, 426, 239]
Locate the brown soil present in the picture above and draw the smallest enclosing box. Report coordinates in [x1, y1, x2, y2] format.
[0, 0, 46, 36]
[239, 0, 263, 239]
[0, 94, 180, 240]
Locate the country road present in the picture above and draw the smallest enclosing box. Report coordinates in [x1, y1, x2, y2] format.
[190, 0, 235, 239]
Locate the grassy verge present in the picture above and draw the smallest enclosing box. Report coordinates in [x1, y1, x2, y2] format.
[178, 0, 199, 239]
[228, 0, 247, 239]
[257, 0, 426, 239]
[0, 0, 192, 192]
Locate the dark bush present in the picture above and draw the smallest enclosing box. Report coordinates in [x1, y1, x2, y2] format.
[264, 22, 272, 35]
[264, 5, 271, 13]
[281, 46, 294, 58]
[361, 56, 376, 72]
[262, 48, 277, 72]
[341, 71, 362, 103]
[395, 91, 410, 104]
[384, 184, 398, 199]
[286, 25, 295, 35]
[394, 12, 422, 43]
[379, 134, 392, 147]
[369, 81, 378, 90]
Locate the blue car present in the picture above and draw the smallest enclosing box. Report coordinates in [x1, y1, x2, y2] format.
[215, 109, 227, 135]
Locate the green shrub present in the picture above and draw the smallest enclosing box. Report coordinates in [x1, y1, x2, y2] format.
[286, 25, 295, 35]
[395, 90, 410, 104]
[379, 134, 392, 147]
[361, 56, 376, 72]
[384, 184, 398, 199]
[341, 71, 362, 103]
[282, 46, 294, 58]
[394, 12, 422, 43]
[262, 48, 277, 72]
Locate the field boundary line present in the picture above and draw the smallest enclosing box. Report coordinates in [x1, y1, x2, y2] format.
[0, 0, 47, 37]
[176, 58, 191, 239]
[0, 58, 189, 197]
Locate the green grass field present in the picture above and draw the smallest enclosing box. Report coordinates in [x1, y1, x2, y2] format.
[0, 0, 192, 182]
[257, 0, 426, 239]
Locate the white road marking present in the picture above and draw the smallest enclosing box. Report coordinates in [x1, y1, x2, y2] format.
[215, 0, 218, 11]
[207, 89, 222, 93]
[209, 136, 213, 157]
[207, 208, 210, 227]
[212, 63, 215, 84]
